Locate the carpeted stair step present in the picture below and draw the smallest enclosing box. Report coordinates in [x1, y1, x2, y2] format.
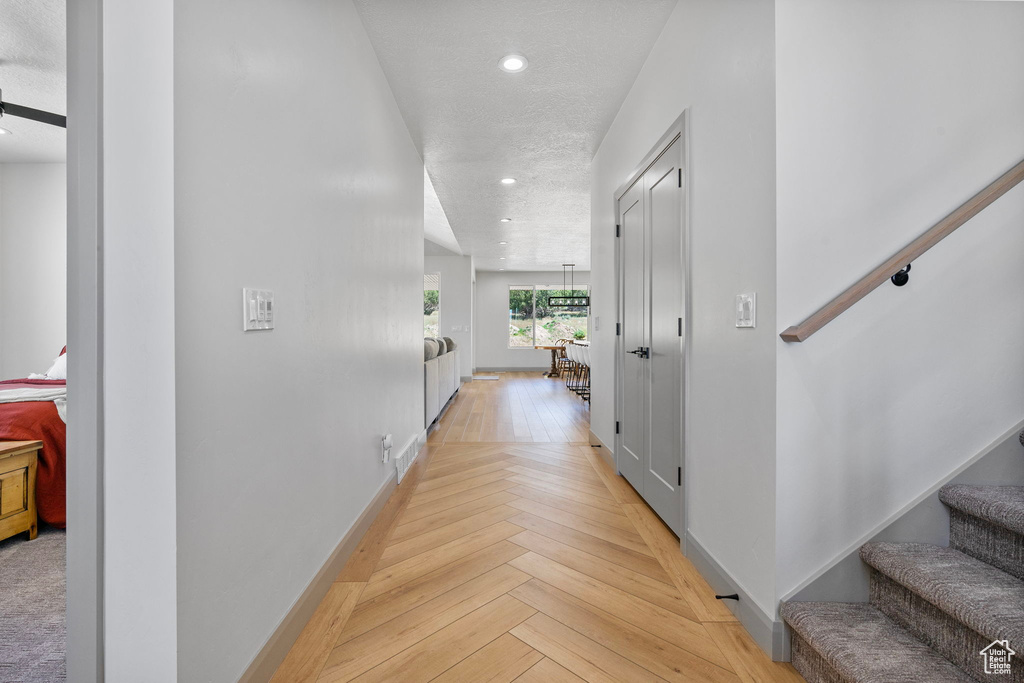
[781, 601, 976, 683]
[939, 485, 1024, 580]
[860, 542, 1024, 683]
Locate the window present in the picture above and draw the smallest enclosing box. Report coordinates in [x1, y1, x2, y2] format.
[424, 273, 439, 337]
[508, 285, 534, 347]
[507, 284, 589, 348]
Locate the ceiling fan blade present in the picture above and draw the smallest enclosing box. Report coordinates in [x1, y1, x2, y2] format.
[0, 93, 66, 128]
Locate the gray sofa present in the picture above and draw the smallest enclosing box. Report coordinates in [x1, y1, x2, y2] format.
[424, 337, 461, 428]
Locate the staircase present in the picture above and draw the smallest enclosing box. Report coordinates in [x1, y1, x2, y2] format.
[782, 481, 1024, 682]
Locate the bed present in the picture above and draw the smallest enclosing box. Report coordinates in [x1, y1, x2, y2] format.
[0, 350, 67, 529]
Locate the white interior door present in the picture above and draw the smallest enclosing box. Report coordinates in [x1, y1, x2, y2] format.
[643, 138, 683, 529]
[616, 130, 685, 536]
[618, 183, 646, 487]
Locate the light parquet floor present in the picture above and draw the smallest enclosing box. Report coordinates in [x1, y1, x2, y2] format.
[428, 372, 591, 444]
[273, 375, 803, 682]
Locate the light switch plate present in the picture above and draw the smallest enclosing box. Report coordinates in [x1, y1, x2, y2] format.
[735, 293, 756, 328]
[243, 288, 275, 331]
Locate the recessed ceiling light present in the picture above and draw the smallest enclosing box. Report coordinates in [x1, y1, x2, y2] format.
[499, 268, 505, 271]
[499, 54, 528, 73]
[499, 257, 506, 260]
[500, 217, 512, 222]
[0, 128, 12, 135]
[499, 241, 508, 245]
[500, 178, 516, 185]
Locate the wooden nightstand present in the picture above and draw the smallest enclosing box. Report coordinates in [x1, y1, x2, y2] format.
[0, 440, 41, 542]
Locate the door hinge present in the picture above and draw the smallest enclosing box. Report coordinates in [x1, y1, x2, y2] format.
[615, 224, 620, 237]
[615, 421, 621, 435]
[678, 168, 682, 188]
[678, 317, 683, 337]
[616, 322, 621, 336]
[678, 467, 682, 486]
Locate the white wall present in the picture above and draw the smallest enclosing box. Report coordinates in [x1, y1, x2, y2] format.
[103, 0, 179, 676]
[0, 163, 67, 378]
[475, 270, 591, 371]
[173, 1, 424, 680]
[589, 0, 1024, 633]
[775, 0, 1024, 600]
[590, 0, 778, 616]
[425, 254, 474, 378]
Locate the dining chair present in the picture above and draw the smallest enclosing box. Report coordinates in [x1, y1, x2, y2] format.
[555, 339, 573, 374]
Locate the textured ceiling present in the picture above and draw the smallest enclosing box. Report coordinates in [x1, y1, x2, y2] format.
[354, 0, 676, 271]
[424, 239, 462, 257]
[0, 0, 65, 162]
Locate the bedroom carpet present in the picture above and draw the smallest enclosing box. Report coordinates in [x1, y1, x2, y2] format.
[0, 527, 66, 682]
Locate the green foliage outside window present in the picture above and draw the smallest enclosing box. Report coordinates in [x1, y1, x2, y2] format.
[424, 289, 439, 337]
[424, 289, 439, 315]
[508, 286, 588, 347]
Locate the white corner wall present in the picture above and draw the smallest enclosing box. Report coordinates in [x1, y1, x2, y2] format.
[173, 0, 424, 679]
[590, 0, 777, 617]
[425, 254, 474, 378]
[475, 270, 591, 371]
[0, 163, 67, 378]
[103, 0, 179, 676]
[775, 0, 1024, 600]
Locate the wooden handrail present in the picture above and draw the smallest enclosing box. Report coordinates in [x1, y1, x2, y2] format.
[781, 157, 1024, 343]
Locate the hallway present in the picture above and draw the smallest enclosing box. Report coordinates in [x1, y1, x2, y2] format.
[429, 372, 591, 444]
[272, 375, 802, 682]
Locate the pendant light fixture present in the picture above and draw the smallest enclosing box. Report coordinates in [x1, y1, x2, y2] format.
[548, 264, 589, 308]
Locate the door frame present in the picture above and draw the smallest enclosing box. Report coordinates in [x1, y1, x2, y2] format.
[67, 0, 105, 679]
[613, 110, 691, 537]
[613, 181, 645, 489]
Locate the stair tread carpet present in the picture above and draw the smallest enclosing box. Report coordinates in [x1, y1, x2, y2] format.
[939, 485, 1024, 536]
[781, 601, 976, 683]
[860, 542, 1024, 646]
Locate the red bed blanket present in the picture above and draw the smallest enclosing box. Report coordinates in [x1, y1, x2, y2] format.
[0, 379, 66, 528]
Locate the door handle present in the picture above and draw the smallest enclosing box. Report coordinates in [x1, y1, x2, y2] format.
[628, 347, 650, 359]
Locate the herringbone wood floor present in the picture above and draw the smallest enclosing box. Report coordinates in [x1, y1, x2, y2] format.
[272, 374, 803, 682]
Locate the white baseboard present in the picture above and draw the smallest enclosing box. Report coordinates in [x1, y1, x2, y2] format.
[237, 472, 398, 681]
[684, 530, 787, 661]
[588, 429, 614, 469]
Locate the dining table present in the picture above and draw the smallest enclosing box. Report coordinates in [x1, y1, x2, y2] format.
[534, 345, 565, 378]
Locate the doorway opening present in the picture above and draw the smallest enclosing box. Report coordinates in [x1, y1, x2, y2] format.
[0, 1, 70, 679]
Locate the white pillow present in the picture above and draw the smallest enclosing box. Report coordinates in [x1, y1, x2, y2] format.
[44, 353, 67, 380]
